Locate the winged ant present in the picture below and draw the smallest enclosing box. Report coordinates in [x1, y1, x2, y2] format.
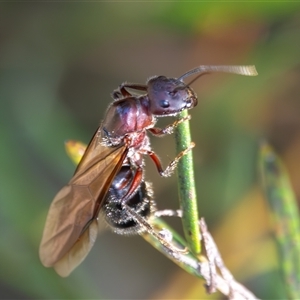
[39, 65, 257, 276]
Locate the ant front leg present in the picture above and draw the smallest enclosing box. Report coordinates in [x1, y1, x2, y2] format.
[112, 83, 148, 100]
[145, 142, 195, 177]
[148, 115, 191, 137]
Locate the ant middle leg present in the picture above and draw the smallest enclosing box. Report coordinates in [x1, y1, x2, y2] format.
[145, 142, 195, 177]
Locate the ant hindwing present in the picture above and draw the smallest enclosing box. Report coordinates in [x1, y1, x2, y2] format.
[39, 65, 257, 277]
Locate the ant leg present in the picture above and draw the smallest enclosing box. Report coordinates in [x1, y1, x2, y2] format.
[161, 142, 195, 177]
[120, 167, 144, 203]
[154, 209, 182, 218]
[112, 83, 148, 100]
[119, 83, 147, 93]
[112, 87, 132, 100]
[112, 90, 124, 100]
[146, 142, 195, 177]
[122, 202, 188, 254]
[149, 115, 191, 136]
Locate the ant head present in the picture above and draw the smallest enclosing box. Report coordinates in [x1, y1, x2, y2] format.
[146, 65, 257, 117]
[147, 76, 198, 116]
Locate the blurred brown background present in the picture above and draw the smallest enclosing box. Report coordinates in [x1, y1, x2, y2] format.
[1, 2, 300, 299]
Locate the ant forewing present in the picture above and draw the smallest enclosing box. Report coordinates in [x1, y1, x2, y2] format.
[39, 65, 257, 276]
[39, 132, 128, 274]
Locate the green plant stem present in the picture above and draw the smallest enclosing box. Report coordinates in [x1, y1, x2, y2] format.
[174, 110, 201, 254]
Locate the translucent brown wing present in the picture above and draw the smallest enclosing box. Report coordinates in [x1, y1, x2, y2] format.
[53, 219, 98, 277]
[39, 128, 128, 276]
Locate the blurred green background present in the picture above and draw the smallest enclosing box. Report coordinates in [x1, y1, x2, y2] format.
[1, 2, 300, 299]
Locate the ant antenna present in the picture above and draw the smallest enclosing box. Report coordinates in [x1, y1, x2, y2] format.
[177, 65, 258, 82]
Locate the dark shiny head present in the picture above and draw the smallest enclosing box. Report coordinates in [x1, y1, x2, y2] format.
[146, 76, 198, 116]
[145, 65, 258, 117]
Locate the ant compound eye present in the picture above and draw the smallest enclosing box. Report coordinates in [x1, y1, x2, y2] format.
[159, 100, 170, 108]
